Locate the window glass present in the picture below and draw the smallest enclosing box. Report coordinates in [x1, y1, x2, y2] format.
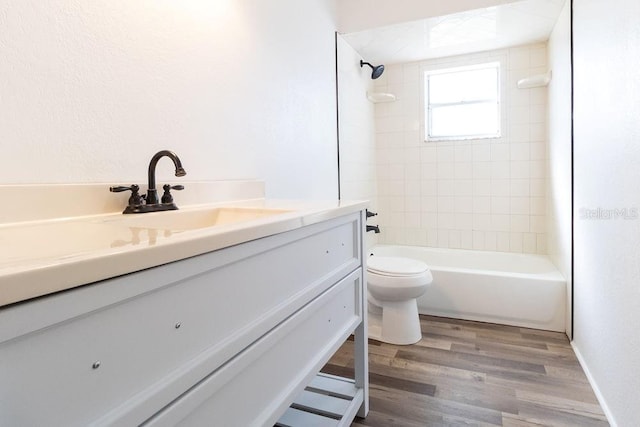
[425, 62, 500, 141]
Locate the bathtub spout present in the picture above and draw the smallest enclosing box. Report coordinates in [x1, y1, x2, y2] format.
[367, 225, 380, 233]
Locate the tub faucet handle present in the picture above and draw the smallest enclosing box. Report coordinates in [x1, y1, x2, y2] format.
[366, 209, 378, 219]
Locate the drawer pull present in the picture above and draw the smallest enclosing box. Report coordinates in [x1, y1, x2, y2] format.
[174, 322, 182, 329]
[92, 361, 101, 370]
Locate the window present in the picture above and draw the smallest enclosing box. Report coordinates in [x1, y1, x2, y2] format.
[425, 62, 500, 141]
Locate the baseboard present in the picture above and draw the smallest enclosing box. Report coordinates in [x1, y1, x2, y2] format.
[570, 342, 617, 427]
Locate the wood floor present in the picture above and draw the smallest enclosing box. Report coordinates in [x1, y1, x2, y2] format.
[321, 315, 608, 427]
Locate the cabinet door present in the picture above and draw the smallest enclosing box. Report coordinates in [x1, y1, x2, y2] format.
[144, 269, 363, 427]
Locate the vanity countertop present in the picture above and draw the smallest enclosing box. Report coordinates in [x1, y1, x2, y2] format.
[0, 198, 367, 308]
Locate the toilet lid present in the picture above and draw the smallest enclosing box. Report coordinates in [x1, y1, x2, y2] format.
[367, 256, 429, 277]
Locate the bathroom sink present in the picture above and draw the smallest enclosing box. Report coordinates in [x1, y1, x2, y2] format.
[102, 207, 292, 231]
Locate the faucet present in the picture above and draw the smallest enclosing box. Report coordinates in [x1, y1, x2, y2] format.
[146, 150, 186, 205]
[366, 225, 380, 234]
[110, 150, 186, 214]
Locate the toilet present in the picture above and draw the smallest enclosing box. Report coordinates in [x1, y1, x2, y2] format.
[367, 256, 433, 345]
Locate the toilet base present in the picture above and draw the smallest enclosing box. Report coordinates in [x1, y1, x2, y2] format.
[368, 299, 422, 345]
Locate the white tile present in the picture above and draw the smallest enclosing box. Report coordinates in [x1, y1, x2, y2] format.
[426, 229, 438, 247]
[421, 146, 438, 163]
[473, 162, 492, 179]
[491, 179, 510, 196]
[404, 130, 421, 147]
[473, 180, 492, 196]
[511, 143, 531, 161]
[530, 123, 546, 142]
[509, 48, 530, 69]
[497, 232, 510, 251]
[491, 214, 511, 232]
[438, 213, 456, 230]
[531, 197, 546, 215]
[404, 181, 420, 196]
[435, 230, 448, 248]
[455, 162, 473, 179]
[491, 196, 510, 214]
[437, 146, 455, 162]
[461, 230, 473, 249]
[523, 232, 537, 253]
[404, 147, 420, 164]
[403, 63, 420, 83]
[530, 87, 547, 106]
[530, 105, 546, 123]
[472, 143, 491, 162]
[454, 145, 473, 162]
[511, 105, 530, 124]
[389, 164, 404, 180]
[511, 161, 530, 179]
[510, 197, 530, 215]
[422, 212, 438, 228]
[449, 230, 461, 249]
[536, 233, 547, 254]
[455, 213, 473, 230]
[437, 179, 454, 196]
[453, 180, 474, 196]
[509, 124, 530, 142]
[530, 142, 546, 160]
[421, 181, 438, 196]
[491, 161, 510, 179]
[510, 215, 530, 232]
[376, 116, 404, 133]
[485, 231, 497, 251]
[438, 196, 455, 212]
[530, 46, 547, 68]
[473, 196, 491, 214]
[473, 214, 491, 230]
[510, 179, 530, 197]
[530, 160, 546, 179]
[530, 179, 546, 197]
[386, 65, 404, 85]
[405, 164, 421, 181]
[437, 162, 455, 180]
[455, 197, 473, 213]
[405, 212, 421, 227]
[509, 232, 523, 252]
[405, 194, 421, 211]
[472, 231, 485, 250]
[421, 165, 438, 180]
[531, 215, 547, 232]
[491, 144, 510, 161]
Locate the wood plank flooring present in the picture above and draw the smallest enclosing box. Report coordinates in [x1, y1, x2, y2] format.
[321, 315, 609, 427]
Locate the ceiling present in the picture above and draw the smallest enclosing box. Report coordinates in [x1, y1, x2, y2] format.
[341, 0, 566, 65]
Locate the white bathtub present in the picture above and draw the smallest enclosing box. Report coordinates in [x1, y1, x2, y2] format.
[370, 245, 566, 332]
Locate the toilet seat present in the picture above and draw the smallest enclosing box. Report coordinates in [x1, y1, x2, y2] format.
[367, 256, 428, 277]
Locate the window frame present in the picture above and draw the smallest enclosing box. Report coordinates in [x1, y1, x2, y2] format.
[422, 59, 505, 143]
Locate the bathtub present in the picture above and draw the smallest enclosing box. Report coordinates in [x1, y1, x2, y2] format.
[369, 245, 566, 332]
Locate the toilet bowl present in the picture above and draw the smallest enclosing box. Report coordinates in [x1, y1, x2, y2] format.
[367, 256, 433, 345]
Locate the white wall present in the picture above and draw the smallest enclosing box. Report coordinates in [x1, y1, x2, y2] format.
[336, 36, 378, 248]
[336, 0, 518, 33]
[573, 0, 640, 425]
[0, 0, 338, 199]
[547, 1, 572, 337]
[373, 45, 549, 253]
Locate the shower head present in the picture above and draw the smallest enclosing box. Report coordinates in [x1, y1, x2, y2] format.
[360, 60, 385, 80]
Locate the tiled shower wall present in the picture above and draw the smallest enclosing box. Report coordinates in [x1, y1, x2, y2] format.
[373, 44, 548, 254]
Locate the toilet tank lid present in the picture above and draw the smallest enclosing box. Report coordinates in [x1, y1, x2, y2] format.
[367, 256, 429, 276]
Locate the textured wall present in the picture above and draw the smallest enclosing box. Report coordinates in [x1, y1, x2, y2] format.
[0, 0, 338, 199]
[547, 1, 572, 337]
[573, 0, 640, 425]
[336, 35, 377, 249]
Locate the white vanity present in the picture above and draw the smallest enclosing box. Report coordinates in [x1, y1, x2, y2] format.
[0, 182, 369, 426]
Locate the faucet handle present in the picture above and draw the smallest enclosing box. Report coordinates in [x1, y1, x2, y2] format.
[110, 184, 144, 205]
[161, 184, 184, 204]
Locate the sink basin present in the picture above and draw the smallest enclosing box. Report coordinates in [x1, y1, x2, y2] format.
[101, 207, 292, 231]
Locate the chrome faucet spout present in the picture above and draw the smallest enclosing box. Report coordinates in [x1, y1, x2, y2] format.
[147, 150, 186, 205]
